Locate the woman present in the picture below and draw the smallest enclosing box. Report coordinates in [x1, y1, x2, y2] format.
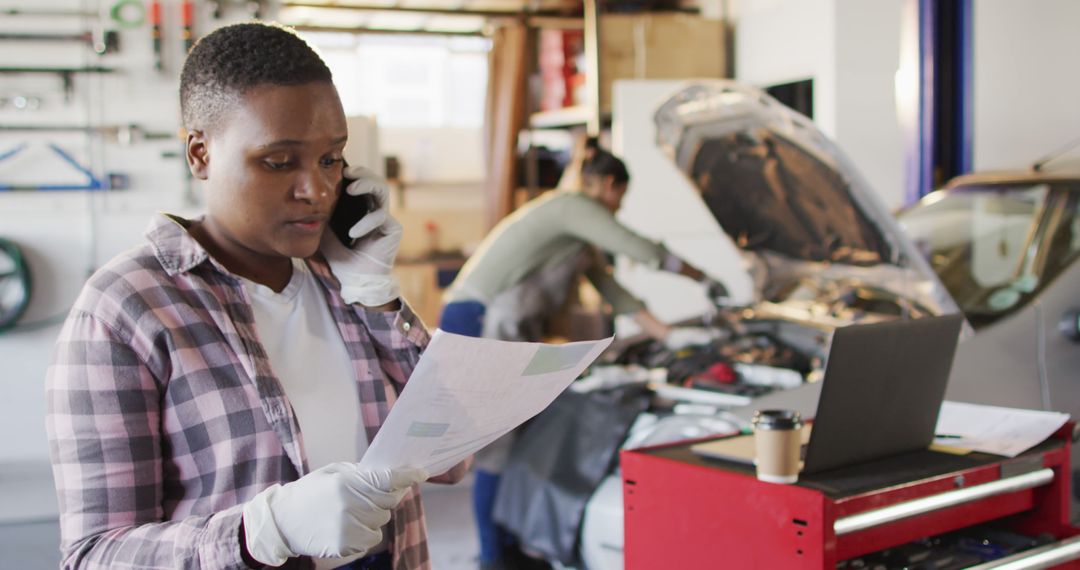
[46, 22, 463, 570]
[440, 147, 716, 569]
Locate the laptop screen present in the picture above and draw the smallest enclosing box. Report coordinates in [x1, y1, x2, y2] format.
[802, 314, 964, 474]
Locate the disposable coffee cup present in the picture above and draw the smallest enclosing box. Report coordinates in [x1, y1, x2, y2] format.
[751, 409, 803, 484]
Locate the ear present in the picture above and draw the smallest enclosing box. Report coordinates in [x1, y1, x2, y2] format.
[186, 129, 209, 180]
[601, 174, 617, 194]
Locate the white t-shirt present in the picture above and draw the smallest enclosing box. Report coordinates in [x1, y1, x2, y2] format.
[243, 260, 384, 567]
[241, 258, 367, 470]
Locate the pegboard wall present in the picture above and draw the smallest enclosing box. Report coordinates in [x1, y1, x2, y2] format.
[0, 0, 279, 462]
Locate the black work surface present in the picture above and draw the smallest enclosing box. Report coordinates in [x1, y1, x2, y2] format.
[640, 438, 1061, 499]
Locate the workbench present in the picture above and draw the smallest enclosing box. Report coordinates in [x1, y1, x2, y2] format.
[621, 425, 1080, 568]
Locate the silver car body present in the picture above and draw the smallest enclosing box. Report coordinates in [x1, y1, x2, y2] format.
[651, 80, 1079, 423]
[898, 172, 1080, 423]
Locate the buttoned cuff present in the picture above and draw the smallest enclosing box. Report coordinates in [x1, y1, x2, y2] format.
[360, 298, 430, 350]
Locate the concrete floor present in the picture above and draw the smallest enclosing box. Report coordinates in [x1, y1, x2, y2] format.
[0, 520, 61, 570]
[0, 461, 479, 569]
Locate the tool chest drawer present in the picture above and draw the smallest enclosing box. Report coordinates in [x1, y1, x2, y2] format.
[621, 425, 1080, 569]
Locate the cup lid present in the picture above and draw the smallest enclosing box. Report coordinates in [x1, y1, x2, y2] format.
[752, 409, 803, 430]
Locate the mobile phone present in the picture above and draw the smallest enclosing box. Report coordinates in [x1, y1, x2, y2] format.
[328, 175, 375, 248]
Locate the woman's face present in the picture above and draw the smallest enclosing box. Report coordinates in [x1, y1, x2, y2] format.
[187, 81, 348, 268]
[596, 175, 629, 212]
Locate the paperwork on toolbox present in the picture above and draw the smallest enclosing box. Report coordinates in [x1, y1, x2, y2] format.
[933, 401, 1070, 457]
[358, 330, 614, 475]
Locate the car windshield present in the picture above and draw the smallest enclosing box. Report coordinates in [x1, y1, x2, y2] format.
[898, 184, 1049, 328]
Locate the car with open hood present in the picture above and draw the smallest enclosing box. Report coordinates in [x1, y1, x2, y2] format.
[606, 80, 962, 394]
[572, 81, 1080, 569]
[622, 80, 1079, 421]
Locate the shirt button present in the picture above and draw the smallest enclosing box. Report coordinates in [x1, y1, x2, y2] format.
[403, 322, 411, 332]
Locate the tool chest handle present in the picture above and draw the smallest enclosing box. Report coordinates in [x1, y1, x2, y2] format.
[834, 468, 1055, 536]
[965, 534, 1080, 569]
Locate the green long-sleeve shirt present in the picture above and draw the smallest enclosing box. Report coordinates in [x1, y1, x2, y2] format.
[445, 190, 666, 315]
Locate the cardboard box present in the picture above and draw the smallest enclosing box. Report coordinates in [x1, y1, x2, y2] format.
[599, 14, 727, 113]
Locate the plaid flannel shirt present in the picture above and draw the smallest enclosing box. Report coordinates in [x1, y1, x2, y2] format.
[46, 214, 432, 570]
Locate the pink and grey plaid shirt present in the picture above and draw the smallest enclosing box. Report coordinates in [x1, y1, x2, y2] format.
[46, 214, 432, 570]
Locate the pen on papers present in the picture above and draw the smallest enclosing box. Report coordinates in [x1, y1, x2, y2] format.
[935, 434, 964, 439]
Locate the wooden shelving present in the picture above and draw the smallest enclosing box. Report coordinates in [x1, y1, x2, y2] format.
[529, 105, 590, 129]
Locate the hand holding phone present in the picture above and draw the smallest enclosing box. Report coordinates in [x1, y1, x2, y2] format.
[329, 187, 374, 248]
[329, 165, 387, 248]
[320, 165, 403, 306]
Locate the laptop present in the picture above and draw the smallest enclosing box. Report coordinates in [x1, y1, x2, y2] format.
[692, 314, 964, 474]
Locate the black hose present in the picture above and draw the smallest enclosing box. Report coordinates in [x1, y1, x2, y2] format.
[0, 237, 32, 333]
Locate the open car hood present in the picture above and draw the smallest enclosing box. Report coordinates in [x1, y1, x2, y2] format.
[654, 81, 959, 319]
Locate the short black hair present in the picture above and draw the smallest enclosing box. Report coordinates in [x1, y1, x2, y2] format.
[582, 149, 630, 185]
[179, 22, 333, 130]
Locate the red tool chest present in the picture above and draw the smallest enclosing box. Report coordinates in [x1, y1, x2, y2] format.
[621, 425, 1080, 569]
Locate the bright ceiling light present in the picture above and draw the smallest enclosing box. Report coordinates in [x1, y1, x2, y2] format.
[368, 12, 427, 30]
[424, 15, 486, 33]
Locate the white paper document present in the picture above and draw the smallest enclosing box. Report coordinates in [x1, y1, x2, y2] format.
[359, 330, 614, 475]
[934, 401, 1070, 457]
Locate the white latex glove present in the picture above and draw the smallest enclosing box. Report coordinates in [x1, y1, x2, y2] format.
[660, 250, 684, 273]
[663, 327, 718, 350]
[242, 463, 428, 567]
[320, 166, 403, 306]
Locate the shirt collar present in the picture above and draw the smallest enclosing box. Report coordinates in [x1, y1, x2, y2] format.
[144, 212, 220, 277]
[145, 212, 335, 286]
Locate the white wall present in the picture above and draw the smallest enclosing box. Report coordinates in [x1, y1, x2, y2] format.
[734, 0, 909, 209]
[380, 127, 485, 183]
[972, 0, 1080, 171]
[735, 0, 1080, 206]
[733, 0, 838, 136]
[834, 0, 906, 209]
[0, 2, 204, 463]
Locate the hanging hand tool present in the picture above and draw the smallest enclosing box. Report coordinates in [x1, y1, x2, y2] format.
[0, 124, 175, 145]
[93, 29, 121, 55]
[0, 94, 43, 111]
[109, 0, 146, 28]
[0, 143, 108, 191]
[0, 67, 116, 102]
[181, 0, 195, 54]
[206, 0, 265, 20]
[0, 237, 33, 333]
[209, 0, 225, 19]
[150, 0, 163, 71]
[0, 31, 119, 55]
[2, 7, 97, 18]
[248, 0, 266, 19]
